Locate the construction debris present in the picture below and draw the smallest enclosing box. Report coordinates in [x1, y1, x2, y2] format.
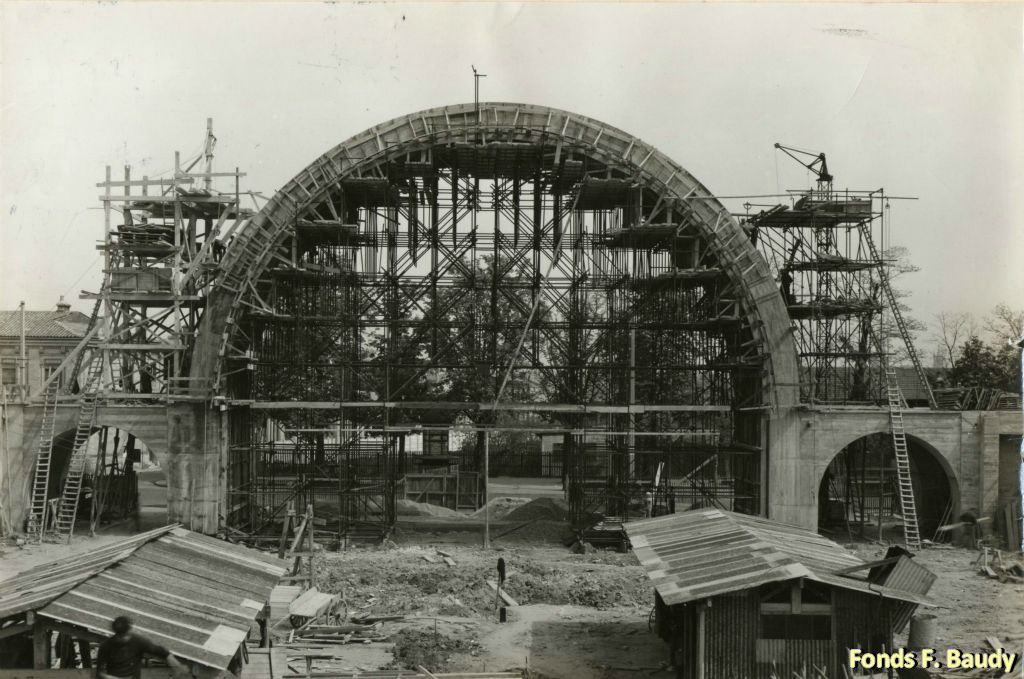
[976, 547, 1024, 583]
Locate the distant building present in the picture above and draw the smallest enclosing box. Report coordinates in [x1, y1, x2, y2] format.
[0, 299, 92, 401]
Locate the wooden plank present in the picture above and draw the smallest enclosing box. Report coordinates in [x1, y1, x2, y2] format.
[98, 194, 238, 203]
[85, 576, 254, 628]
[40, 601, 226, 669]
[244, 400, 731, 413]
[0, 623, 31, 640]
[0, 670, 176, 679]
[485, 581, 517, 607]
[43, 594, 212, 646]
[64, 582, 224, 634]
[129, 548, 271, 599]
[164, 532, 288, 575]
[104, 564, 256, 616]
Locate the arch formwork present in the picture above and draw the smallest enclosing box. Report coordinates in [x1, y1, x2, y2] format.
[189, 103, 800, 536]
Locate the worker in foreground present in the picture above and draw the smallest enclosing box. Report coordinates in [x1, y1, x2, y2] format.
[96, 616, 188, 679]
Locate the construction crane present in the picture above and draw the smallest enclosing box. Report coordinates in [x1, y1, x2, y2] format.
[775, 143, 833, 196]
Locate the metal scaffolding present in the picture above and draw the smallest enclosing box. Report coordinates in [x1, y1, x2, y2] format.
[743, 189, 889, 404]
[224, 140, 768, 536]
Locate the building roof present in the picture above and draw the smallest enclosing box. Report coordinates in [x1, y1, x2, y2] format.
[0, 525, 288, 670]
[895, 367, 948, 403]
[0, 309, 91, 339]
[624, 508, 936, 607]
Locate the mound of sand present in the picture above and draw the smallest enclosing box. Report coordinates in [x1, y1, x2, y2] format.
[503, 497, 570, 522]
[396, 499, 463, 518]
[470, 496, 532, 520]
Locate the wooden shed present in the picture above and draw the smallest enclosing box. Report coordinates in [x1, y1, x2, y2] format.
[625, 509, 936, 679]
[0, 526, 288, 679]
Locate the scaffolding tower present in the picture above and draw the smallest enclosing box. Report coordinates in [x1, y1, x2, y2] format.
[91, 120, 252, 398]
[744, 189, 889, 404]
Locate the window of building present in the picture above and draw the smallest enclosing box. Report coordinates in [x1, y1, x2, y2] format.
[42, 361, 63, 388]
[758, 581, 833, 640]
[1, 359, 17, 387]
[760, 614, 831, 640]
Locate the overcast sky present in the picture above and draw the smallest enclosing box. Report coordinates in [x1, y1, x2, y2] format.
[1, 2, 1021, 347]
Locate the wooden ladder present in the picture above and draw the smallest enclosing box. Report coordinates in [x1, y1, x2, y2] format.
[66, 299, 102, 395]
[52, 355, 105, 541]
[26, 379, 61, 541]
[858, 222, 936, 409]
[885, 367, 921, 550]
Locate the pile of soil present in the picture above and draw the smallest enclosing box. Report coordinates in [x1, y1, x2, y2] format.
[396, 499, 463, 518]
[503, 497, 570, 522]
[389, 629, 479, 672]
[470, 497, 531, 520]
[315, 548, 496, 615]
[503, 559, 650, 609]
[313, 543, 650, 617]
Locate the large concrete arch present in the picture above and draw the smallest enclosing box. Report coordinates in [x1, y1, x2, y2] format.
[191, 102, 799, 409]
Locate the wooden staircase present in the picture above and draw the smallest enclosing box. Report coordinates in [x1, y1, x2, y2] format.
[885, 367, 921, 550]
[52, 355, 105, 541]
[26, 380, 61, 541]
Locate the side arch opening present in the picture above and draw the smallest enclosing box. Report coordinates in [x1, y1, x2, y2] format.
[32, 425, 166, 534]
[818, 432, 957, 542]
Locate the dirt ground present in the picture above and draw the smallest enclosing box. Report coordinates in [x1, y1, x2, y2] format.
[849, 542, 1024, 654]
[292, 523, 1022, 677]
[3, 499, 1021, 677]
[0, 468, 168, 579]
[303, 525, 672, 678]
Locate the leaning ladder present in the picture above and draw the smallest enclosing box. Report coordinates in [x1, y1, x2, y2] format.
[858, 222, 936, 409]
[885, 368, 921, 550]
[52, 355, 105, 541]
[26, 380, 61, 541]
[66, 299, 101, 395]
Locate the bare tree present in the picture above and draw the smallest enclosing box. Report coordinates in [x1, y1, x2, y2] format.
[983, 303, 1024, 343]
[933, 311, 975, 368]
[882, 246, 925, 365]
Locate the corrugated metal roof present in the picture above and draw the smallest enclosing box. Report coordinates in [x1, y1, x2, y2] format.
[624, 509, 936, 607]
[0, 310, 92, 339]
[0, 526, 288, 670]
[895, 367, 947, 402]
[879, 554, 937, 596]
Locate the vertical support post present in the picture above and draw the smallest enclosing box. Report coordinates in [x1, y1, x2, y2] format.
[204, 118, 214, 191]
[879, 453, 885, 542]
[101, 165, 112, 395]
[306, 503, 315, 587]
[18, 301, 26, 390]
[695, 602, 706, 679]
[31, 615, 49, 670]
[172, 152, 183, 381]
[483, 429, 490, 549]
[629, 329, 636, 477]
[278, 500, 294, 559]
[77, 640, 91, 668]
[756, 413, 768, 517]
